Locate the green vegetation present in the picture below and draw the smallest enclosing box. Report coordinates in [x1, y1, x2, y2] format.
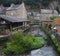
[0, 0, 52, 8]
[50, 16, 60, 20]
[0, 0, 60, 12]
[51, 35, 60, 52]
[4, 31, 45, 54]
[41, 0, 52, 7]
[0, 0, 38, 7]
[50, 16, 56, 20]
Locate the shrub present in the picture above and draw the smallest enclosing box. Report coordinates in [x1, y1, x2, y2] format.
[50, 16, 56, 20]
[51, 35, 60, 53]
[4, 43, 25, 54]
[31, 37, 45, 49]
[57, 44, 60, 51]
[4, 31, 45, 54]
[57, 46, 60, 52]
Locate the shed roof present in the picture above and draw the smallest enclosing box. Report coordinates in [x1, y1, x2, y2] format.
[0, 15, 29, 23]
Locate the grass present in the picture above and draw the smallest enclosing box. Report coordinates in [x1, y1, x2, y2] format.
[51, 35, 60, 52]
[4, 31, 45, 54]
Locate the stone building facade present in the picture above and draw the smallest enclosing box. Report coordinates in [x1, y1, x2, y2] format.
[37, 9, 58, 21]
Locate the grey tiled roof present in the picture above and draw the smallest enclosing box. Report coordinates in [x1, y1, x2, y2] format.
[41, 9, 58, 14]
[0, 8, 6, 14]
[7, 4, 20, 11]
[0, 15, 29, 23]
[7, 3, 26, 11]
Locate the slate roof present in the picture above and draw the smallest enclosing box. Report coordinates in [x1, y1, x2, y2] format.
[41, 9, 58, 14]
[7, 4, 20, 11]
[0, 8, 6, 14]
[0, 15, 29, 23]
[7, 2, 25, 11]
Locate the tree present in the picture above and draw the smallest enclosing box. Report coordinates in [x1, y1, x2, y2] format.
[0, 0, 22, 6]
[41, 0, 52, 7]
[56, 6, 60, 13]
[23, 0, 40, 8]
[0, 0, 40, 8]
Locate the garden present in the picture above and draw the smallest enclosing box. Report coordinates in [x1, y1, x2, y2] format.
[3, 31, 45, 55]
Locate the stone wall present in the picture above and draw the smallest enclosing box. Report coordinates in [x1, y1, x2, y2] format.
[6, 10, 17, 17]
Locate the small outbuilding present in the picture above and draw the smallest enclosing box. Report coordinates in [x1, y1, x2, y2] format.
[0, 15, 30, 31]
[0, 15, 30, 38]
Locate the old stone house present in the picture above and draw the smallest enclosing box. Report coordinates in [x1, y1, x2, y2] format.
[0, 3, 30, 36]
[6, 2, 27, 19]
[30, 9, 58, 24]
[37, 9, 58, 21]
